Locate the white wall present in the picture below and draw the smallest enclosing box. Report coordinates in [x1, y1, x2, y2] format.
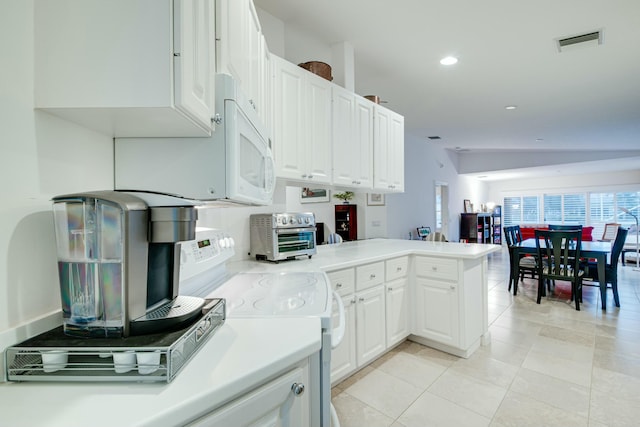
[386, 135, 487, 242]
[487, 169, 640, 202]
[0, 1, 115, 354]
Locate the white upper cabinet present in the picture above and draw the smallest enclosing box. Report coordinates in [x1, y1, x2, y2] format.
[332, 86, 373, 189]
[34, 0, 215, 137]
[272, 56, 332, 184]
[373, 105, 405, 192]
[216, 0, 268, 123]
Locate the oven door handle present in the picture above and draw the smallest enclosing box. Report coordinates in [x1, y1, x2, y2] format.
[331, 290, 346, 349]
[275, 227, 317, 234]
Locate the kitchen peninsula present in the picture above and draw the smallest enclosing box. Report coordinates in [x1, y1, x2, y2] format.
[233, 239, 501, 374]
[0, 239, 499, 427]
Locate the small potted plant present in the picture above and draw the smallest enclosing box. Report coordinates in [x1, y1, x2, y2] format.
[333, 191, 354, 204]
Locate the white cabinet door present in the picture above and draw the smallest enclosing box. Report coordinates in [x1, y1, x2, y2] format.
[174, 0, 216, 129]
[331, 296, 357, 384]
[354, 96, 375, 188]
[273, 57, 307, 180]
[389, 111, 405, 191]
[306, 73, 333, 183]
[272, 56, 332, 184]
[414, 277, 460, 347]
[34, 0, 214, 137]
[373, 105, 404, 192]
[385, 278, 409, 348]
[188, 366, 310, 427]
[356, 286, 386, 366]
[331, 85, 356, 187]
[216, 0, 266, 118]
[332, 87, 373, 188]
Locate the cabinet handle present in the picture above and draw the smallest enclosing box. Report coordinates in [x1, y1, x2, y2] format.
[308, 174, 314, 179]
[388, 287, 393, 291]
[431, 266, 438, 271]
[370, 274, 376, 279]
[396, 267, 402, 272]
[291, 382, 305, 396]
[450, 285, 455, 290]
[350, 298, 356, 304]
[336, 283, 343, 288]
[352, 180, 358, 184]
[301, 174, 308, 178]
[358, 297, 365, 302]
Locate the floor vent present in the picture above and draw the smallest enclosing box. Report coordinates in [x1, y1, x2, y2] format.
[556, 30, 603, 52]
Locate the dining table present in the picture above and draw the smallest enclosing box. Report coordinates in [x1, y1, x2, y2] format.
[511, 238, 613, 309]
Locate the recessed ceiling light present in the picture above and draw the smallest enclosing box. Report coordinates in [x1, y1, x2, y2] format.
[536, 138, 544, 142]
[427, 136, 441, 140]
[440, 56, 458, 65]
[505, 105, 517, 110]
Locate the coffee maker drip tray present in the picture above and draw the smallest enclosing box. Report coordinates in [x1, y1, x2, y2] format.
[5, 299, 225, 383]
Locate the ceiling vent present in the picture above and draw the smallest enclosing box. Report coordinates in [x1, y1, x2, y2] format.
[556, 30, 603, 52]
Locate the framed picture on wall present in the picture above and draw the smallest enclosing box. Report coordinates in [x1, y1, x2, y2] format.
[300, 188, 330, 203]
[367, 193, 385, 206]
[464, 199, 472, 213]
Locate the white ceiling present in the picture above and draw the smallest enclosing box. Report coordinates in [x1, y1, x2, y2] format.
[253, 0, 640, 180]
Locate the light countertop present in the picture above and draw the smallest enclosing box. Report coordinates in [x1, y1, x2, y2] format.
[230, 238, 501, 274]
[0, 238, 499, 426]
[0, 318, 321, 427]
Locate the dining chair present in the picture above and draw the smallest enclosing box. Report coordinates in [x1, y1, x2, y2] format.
[534, 229, 585, 310]
[600, 223, 620, 242]
[548, 224, 583, 231]
[503, 226, 537, 294]
[582, 227, 628, 307]
[425, 232, 447, 242]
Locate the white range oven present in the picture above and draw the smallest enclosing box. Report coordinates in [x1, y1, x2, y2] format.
[179, 228, 344, 427]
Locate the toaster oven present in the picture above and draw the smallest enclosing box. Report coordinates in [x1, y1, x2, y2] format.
[250, 213, 317, 262]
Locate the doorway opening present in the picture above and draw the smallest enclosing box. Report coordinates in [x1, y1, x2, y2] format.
[435, 181, 449, 238]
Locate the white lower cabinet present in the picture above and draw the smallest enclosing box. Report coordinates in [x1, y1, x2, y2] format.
[414, 277, 459, 347]
[412, 255, 486, 357]
[187, 364, 310, 427]
[385, 277, 409, 348]
[330, 295, 356, 384]
[355, 285, 386, 366]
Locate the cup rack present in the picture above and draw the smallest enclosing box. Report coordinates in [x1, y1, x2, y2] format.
[5, 299, 225, 383]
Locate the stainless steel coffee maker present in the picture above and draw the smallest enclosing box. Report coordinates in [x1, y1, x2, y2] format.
[52, 190, 204, 338]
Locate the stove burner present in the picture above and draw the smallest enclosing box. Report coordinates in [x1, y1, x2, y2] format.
[258, 273, 318, 290]
[253, 296, 305, 313]
[226, 297, 245, 311]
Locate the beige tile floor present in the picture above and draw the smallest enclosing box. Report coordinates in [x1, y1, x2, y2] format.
[331, 247, 640, 427]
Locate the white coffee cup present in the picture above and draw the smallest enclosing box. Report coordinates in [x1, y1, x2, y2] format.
[136, 351, 161, 375]
[41, 350, 68, 373]
[113, 350, 136, 373]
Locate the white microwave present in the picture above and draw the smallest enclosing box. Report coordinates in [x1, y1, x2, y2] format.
[115, 74, 276, 205]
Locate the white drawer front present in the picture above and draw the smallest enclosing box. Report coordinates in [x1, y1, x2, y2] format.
[385, 256, 409, 281]
[327, 268, 355, 297]
[356, 262, 385, 291]
[415, 257, 458, 281]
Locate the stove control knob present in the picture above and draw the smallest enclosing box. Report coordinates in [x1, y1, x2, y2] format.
[219, 238, 227, 248]
[289, 218, 295, 224]
[297, 217, 302, 224]
[304, 217, 310, 224]
[228, 237, 235, 247]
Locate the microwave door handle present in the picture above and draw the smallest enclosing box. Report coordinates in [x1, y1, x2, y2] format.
[331, 290, 346, 349]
